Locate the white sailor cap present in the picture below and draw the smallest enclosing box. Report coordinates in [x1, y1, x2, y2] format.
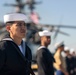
[4, 13, 27, 23]
[38, 30, 51, 37]
[55, 41, 64, 48]
[64, 46, 69, 51]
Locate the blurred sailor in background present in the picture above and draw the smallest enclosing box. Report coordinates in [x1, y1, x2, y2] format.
[70, 48, 76, 75]
[54, 41, 68, 75]
[36, 30, 55, 75]
[64, 47, 75, 75]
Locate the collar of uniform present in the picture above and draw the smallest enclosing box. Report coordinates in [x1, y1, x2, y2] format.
[2, 38, 13, 41]
[2, 38, 24, 46]
[38, 46, 46, 50]
[3, 38, 26, 56]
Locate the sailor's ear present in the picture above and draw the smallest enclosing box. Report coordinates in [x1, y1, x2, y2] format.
[6, 24, 11, 32]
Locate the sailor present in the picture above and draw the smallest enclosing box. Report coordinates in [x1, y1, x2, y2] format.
[70, 48, 76, 75]
[0, 13, 35, 75]
[36, 30, 55, 75]
[54, 41, 68, 75]
[64, 47, 75, 75]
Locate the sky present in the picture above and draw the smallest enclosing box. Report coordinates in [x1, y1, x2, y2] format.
[0, 0, 76, 53]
